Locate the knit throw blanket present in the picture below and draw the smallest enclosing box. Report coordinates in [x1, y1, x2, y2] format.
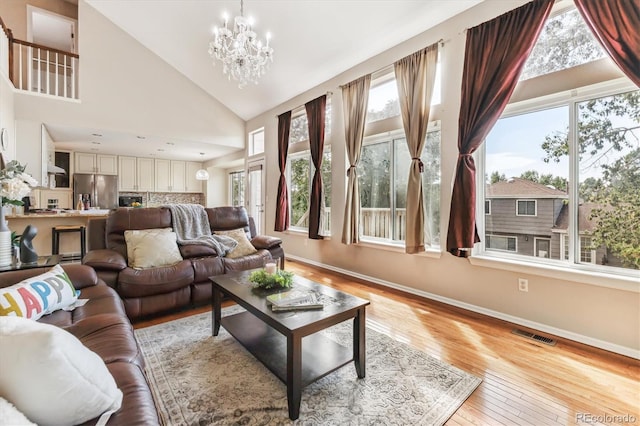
[164, 204, 237, 257]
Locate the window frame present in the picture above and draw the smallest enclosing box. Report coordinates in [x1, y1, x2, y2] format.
[228, 169, 245, 207]
[485, 200, 491, 215]
[248, 128, 265, 157]
[475, 78, 638, 282]
[516, 199, 537, 217]
[486, 234, 518, 253]
[285, 102, 332, 235]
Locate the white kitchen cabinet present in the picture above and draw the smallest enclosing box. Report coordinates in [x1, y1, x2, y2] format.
[155, 159, 190, 192]
[137, 158, 155, 192]
[155, 159, 171, 192]
[185, 161, 204, 193]
[75, 153, 117, 175]
[118, 156, 137, 191]
[119, 156, 156, 192]
[170, 160, 186, 192]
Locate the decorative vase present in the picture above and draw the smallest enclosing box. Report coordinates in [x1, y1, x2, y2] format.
[0, 203, 12, 267]
[19, 225, 38, 264]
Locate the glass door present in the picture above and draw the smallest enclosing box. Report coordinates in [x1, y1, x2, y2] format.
[247, 161, 265, 235]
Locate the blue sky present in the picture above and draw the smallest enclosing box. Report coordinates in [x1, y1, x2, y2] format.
[485, 106, 570, 181]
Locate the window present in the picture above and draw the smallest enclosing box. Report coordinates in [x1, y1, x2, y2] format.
[366, 58, 442, 124]
[516, 200, 536, 216]
[486, 235, 517, 252]
[359, 125, 441, 245]
[521, 6, 606, 80]
[229, 170, 245, 207]
[248, 128, 264, 156]
[286, 102, 332, 234]
[480, 4, 639, 275]
[485, 200, 491, 215]
[287, 150, 331, 233]
[562, 235, 596, 264]
[289, 103, 331, 145]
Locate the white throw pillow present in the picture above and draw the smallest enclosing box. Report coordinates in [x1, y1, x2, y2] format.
[124, 228, 183, 269]
[0, 397, 36, 426]
[0, 264, 78, 320]
[0, 316, 122, 426]
[214, 228, 258, 259]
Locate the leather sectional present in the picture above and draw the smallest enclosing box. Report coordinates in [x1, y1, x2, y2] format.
[83, 206, 284, 321]
[0, 264, 160, 426]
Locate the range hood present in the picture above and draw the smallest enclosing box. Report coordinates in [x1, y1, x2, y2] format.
[47, 164, 66, 174]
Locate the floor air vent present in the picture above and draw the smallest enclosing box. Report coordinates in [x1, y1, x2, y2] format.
[511, 329, 557, 346]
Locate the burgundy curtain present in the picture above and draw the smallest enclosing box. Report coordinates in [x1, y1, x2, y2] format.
[306, 95, 327, 239]
[574, 0, 640, 87]
[275, 111, 291, 232]
[446, 0, 554, 257]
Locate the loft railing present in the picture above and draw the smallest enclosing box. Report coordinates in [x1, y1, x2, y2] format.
[0, 16, 79, 99]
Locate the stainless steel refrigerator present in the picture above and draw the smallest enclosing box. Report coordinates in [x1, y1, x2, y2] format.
[73, 174, 118, 209]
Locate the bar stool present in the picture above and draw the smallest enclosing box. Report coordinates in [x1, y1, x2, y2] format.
[52, 225, 86, 260]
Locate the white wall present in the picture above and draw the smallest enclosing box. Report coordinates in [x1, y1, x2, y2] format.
[0, 74, 15, 161]
[247, 0, 640, 357]
[12, 0, 245, 152]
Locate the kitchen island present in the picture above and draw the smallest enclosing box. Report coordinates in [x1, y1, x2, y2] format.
[6, 210, 111, 258]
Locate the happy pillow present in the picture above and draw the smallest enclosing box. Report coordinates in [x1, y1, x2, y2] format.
[0, 264, 78, 320]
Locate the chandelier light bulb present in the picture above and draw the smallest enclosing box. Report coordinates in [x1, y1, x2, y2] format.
[208, 0, 273, 88]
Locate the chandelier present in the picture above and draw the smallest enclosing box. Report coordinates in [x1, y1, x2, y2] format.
[208, 0, 273, 88]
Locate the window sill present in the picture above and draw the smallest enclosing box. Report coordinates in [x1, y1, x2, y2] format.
[357, 239, 442, 259]
[469, 254, 640, 293]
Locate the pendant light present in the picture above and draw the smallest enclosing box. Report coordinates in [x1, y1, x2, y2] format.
[195, 153, 210, 181]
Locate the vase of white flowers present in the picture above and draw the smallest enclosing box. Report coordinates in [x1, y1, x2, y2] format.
[0, 157, 38, 266]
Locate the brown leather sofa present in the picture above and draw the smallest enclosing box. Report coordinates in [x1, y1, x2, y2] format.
[83, 206, 284, 321]
[0, 264, 160, 426]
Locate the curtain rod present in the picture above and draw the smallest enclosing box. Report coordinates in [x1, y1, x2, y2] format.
[275, 91, 333, 117]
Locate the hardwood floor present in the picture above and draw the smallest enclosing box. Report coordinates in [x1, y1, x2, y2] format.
[135, 259, 640, 425]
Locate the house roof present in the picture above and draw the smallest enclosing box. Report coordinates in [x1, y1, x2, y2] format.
[486, 178, 568, 199]
[553, 202, 604, 233]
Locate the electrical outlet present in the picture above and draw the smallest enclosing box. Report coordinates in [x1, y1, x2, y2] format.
[518, 278, 529, 292]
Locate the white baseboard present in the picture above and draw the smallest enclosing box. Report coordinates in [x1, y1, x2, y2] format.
[287, 254, 640, 360]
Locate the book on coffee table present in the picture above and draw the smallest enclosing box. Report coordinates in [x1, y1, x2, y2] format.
[267, 290, 324, 311]
[267, 289, 315, 306]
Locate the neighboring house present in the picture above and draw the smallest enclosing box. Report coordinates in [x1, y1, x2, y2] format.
[486, 178, 626, 267]
[485, 178, 567, 258]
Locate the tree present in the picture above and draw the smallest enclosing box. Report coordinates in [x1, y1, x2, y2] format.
[541, 91, 640, 268]
[521, 8, 604, 80]
[489, 171, 506, 184]
[516, 170, 568, 191]
[588, 149, 640, 268]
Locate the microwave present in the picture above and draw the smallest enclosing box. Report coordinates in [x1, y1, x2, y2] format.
[118, 195, 143, 207]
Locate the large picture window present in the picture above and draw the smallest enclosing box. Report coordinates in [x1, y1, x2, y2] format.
[479, 4, 639, 274]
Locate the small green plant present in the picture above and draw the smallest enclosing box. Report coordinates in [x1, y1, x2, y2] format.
[11, 231, 20, 247]
[249, 269, 294, 290]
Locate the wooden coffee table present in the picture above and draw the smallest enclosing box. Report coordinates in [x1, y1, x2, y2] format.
[210, 269, 370, 420]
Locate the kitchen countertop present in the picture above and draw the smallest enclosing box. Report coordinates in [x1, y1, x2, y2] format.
[7, 210, 111, 219]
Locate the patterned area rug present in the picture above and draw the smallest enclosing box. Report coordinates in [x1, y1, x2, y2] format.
[135, 307, 481, 425]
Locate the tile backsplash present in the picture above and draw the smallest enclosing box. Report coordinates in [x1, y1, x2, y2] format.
[120, 192, 204, 207]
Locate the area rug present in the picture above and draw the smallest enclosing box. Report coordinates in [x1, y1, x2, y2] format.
[134, 306, 481, 425]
